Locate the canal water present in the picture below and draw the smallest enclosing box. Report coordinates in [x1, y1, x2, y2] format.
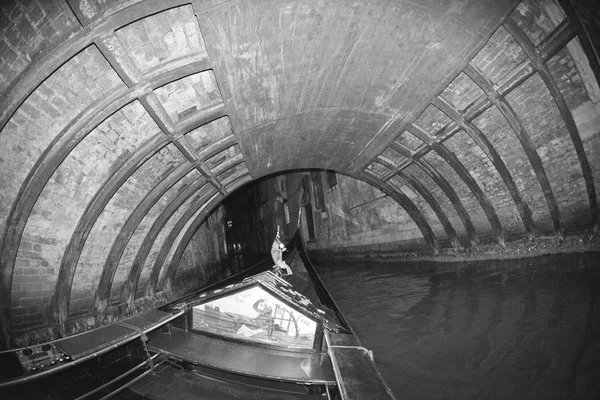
[314, 252, 600, 400]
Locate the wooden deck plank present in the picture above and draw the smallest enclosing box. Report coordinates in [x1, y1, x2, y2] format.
[130, 363, 326, 400]
[55, 324, 135, 360]
[326, 333, 360, 348]
[325, 332, 396, 400]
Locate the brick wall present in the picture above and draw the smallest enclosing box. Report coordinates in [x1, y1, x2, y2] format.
[0, 0, 78, 94]
[1, 0, 599, 343]
[388, 175, 448, 239]
[303, 0, 600, 257]
[301, 173, 423, 252]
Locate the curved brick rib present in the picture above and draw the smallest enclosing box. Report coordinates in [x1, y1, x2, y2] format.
[91, 106, 227, 318]
[362, 171, 439, 252]
[94, 161, 193, 314]
[351, 18, 577, 238]
[150, 161, 248, 297]
[505, 19, 599, 235]
[434, 96, 532, 242]
[160, 195, 226, 292]
[385, 132, 482, 248]
[119, 135, 241, 308]
[54, 133, 170, 330]
[0, 58, 207, 346]
[464, 64, 548, 239]
[350, 19, 576, 177]
[431, 142, 505, 245]
[398, 169, 462, 249]
[102, 151, 243, 313]
[149, 191, 221, 296]
[157, 173, 253, 293]
[418, 159, 480, 247]
[465, 63, 562, 239]
[120, 178, 208, 310]
[0, 86, 128, 347]
[375, 156, 461, 249]
[95, 28, 232, 200]
[0, 0, 192, 134]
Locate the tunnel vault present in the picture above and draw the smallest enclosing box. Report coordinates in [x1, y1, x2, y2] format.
[1, 0, 599, 348]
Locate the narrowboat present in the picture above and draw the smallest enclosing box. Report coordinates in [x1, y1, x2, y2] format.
[0, 231, 395, 399]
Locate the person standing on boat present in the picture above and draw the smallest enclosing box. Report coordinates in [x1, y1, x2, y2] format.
[271, 226, 292, 276]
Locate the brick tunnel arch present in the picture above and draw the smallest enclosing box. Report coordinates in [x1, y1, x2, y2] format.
[1, 0, 599, 348]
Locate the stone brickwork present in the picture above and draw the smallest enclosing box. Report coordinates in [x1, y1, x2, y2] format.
[406, 163, 468, 237]
[472, 26, 528, 86]
[395, 131, 424, 152]
[440, 72, 485, 112]
[21, 100, 156, 325]
[70, 146, 190, 317]
[157, 199, 210, 286]
[116, 5, 208, 75]
[358, 0, 599, 252]
[414, 105, 453, 135]
[0, 1, 244, 343]
[9, 61, 130, 332]
[155, 71, 222, 122]
[424, 150, 493, 234]
[186, 116, 234, 151]
[445, 130, 525, 237]
[506, 73, 589, 232]
[301, 173, 423, 251]
[1, 0, 599, 346]
[137, 183, 211, 296]
[9, 237, 56, 331]
[388, 175, 448, 239]
[0, 46, 124, 231]
[512, 0, 559, 45]
[172, 207, 226, 295]
[108, 168, 198, 303]
[0, 0, 78, 93]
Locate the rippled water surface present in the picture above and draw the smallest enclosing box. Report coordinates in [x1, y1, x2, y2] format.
[314, 252, 600, 400]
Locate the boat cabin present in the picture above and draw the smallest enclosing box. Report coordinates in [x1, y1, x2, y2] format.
[148, 270, 349, 385]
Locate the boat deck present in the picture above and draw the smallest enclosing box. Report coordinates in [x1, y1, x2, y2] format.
[325, 332, 396, 400]
[129, 362, 327, 400]
[148, 327, 336, 384]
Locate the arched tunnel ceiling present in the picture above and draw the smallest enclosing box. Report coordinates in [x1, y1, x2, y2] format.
[1, 0, 599, 347]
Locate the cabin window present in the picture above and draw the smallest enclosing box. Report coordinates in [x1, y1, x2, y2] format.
[192, 286, 317, 349]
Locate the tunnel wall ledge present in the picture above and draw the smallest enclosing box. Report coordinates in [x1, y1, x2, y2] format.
[308, 233, 600, 264]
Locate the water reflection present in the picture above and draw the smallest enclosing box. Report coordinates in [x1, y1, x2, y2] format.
[315, 252, 600, 400]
